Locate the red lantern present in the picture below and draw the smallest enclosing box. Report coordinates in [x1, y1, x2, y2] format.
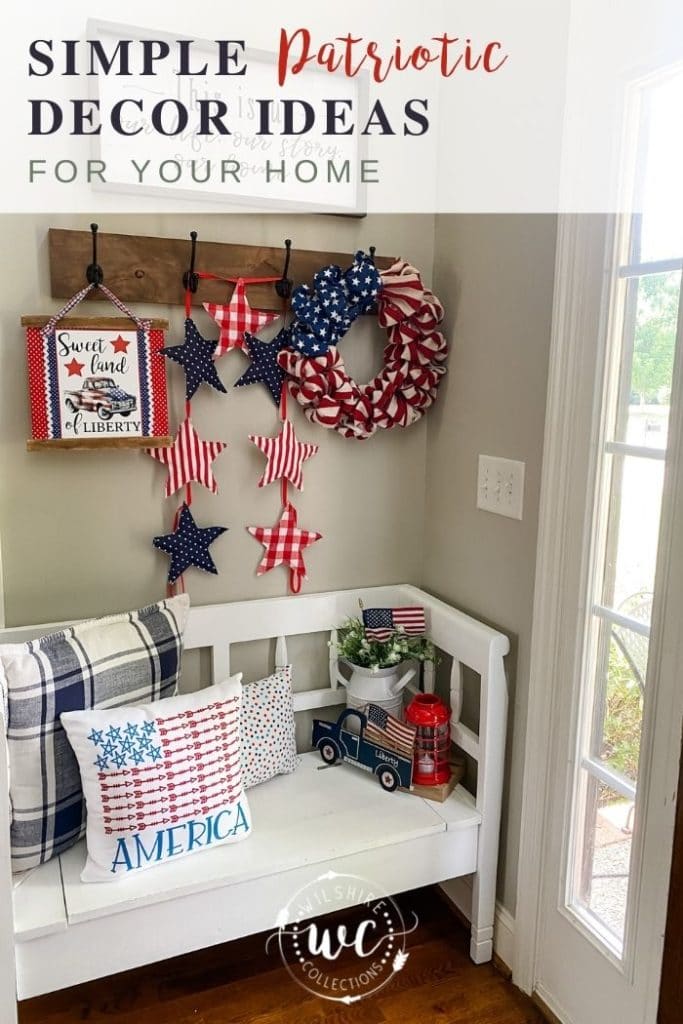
[405, 693, 451, 786]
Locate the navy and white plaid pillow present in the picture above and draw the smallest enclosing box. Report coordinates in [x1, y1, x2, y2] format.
[0, 594, 189, 872]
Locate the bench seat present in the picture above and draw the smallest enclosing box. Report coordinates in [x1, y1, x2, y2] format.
[12, 751, 481, 997]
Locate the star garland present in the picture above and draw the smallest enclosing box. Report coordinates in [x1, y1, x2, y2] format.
[150, 270, 283, 591]
[246, 360, 322, 593]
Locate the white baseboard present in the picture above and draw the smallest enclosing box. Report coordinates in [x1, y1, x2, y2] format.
[439, 877, 515, 972]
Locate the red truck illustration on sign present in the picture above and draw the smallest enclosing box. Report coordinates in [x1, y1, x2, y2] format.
[65, 377, 137, 421]
[23, 316, 171, 450]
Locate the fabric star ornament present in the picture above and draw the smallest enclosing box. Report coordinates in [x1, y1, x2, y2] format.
[234, 326, 291, 407]
[161, 318, 227, 400]
[147, 418, 227, 497]
[153, 503, 227, 584]
[203, 280, 280, 358]
[248, 502, 322, 591]
[249, 419, 319, 491]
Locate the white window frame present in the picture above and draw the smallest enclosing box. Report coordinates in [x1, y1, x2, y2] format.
[514, 209, 683, 1012]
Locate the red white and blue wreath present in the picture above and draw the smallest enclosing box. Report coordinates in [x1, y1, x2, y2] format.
[278, 254, 449, 440]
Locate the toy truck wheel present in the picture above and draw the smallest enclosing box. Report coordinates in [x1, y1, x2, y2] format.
[318, 739, 339, 765]
[97, 406, 112, 421]
[121, 411, 131, 417]
[377, 766, 400, 792]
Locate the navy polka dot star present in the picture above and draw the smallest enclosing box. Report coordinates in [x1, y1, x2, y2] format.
[153, 504, 227, 584]
[234, 327, 291, 407]
[161, 318, 227, 401]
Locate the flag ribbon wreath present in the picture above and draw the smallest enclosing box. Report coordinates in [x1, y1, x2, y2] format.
[151, 271, 284, 594]
[278, 258, 449, 440]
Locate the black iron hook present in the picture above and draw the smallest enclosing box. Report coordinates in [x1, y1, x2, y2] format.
[182, 231, 199, 293]
[275, 238, 293, 299]
[85, 223, 104, 286]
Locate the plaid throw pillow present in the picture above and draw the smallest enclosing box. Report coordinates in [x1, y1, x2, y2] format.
[0, 594, 189, 872]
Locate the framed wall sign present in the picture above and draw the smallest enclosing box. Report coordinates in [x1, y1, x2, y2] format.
[22, 315, 171, 450]
[87, 19, 369, 216]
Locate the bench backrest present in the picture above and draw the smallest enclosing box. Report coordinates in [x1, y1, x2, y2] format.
[0, 584, 509, 817]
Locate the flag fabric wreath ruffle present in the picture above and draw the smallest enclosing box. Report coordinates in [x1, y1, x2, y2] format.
[278, 259, 448, 440]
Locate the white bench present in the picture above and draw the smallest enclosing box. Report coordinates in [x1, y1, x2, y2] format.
[0, 584, 509, 1020]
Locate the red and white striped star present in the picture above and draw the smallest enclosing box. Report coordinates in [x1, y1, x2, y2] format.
[204, 280, 280, 358]
[147, 418, 227, 497]
[249, 420, 319, 491]
[247, 503, 322, 586]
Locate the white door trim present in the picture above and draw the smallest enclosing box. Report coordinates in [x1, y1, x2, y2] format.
[514, 212, 683, 1018]
[513, 214, 616, 993]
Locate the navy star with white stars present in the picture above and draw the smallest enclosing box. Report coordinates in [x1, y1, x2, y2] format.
[153, 503, 227, 584]
[161, 318, 227, 400]
[234, 327, 291, 407]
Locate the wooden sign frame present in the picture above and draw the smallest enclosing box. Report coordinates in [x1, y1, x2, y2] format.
[22, 315, 171, 451]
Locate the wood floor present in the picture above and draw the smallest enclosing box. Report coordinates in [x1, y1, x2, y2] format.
[19, 887, 544, 1024]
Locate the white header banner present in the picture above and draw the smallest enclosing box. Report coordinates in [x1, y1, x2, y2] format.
[2, 0, 681, 212]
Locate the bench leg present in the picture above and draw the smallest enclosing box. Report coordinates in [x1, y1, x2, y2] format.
[469, 870, 495, 964]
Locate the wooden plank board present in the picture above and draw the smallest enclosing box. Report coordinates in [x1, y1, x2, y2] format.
[49, 229, 395, 312]
[59, 752, 458, 925]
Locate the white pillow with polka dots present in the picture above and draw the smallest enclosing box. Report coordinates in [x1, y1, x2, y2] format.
[240, 666, 299, 788]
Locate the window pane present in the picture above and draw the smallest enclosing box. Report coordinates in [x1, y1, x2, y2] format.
[601, 454, 664, 615]
[595, 631, 645, 784]
[574, 776, 634, 947]
[615, 272, 680, 450]
[635, 71, 683, 264]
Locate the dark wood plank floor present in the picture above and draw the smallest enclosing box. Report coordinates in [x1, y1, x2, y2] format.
[19, 887, 544, 1024]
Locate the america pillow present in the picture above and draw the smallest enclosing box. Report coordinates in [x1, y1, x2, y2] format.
[240, 666, 299, 788]
[61, 676, 251, 882]
[0, 594, 189, 872]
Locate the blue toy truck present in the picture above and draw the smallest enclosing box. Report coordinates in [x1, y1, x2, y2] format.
[312, 707, 413, 792]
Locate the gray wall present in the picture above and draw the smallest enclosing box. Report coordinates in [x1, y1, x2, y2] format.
[424, 215, 557, 912]
[0, 213, 434, 626]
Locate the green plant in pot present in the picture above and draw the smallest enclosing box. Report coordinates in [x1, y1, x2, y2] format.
[332, 617, 436, 719]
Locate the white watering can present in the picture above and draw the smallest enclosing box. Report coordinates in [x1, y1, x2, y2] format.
[335, 659, 417, 721]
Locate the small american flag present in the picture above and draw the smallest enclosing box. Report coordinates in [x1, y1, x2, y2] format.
[362, 606, 426, 642]
[364, 704, 416, 758]
[93, 696, 241, 835]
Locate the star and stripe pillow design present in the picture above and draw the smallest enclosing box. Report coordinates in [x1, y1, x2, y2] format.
[61, 676, 252, 882]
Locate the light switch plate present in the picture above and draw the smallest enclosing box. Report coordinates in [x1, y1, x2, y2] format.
[477, 455, 525, 520]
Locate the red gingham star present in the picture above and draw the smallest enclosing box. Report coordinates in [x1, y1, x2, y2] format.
[147, 418, 227, 497]
[249, 419, 319, 491]
[204, 280, 280, 358]
[247, 503, 322, 590]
